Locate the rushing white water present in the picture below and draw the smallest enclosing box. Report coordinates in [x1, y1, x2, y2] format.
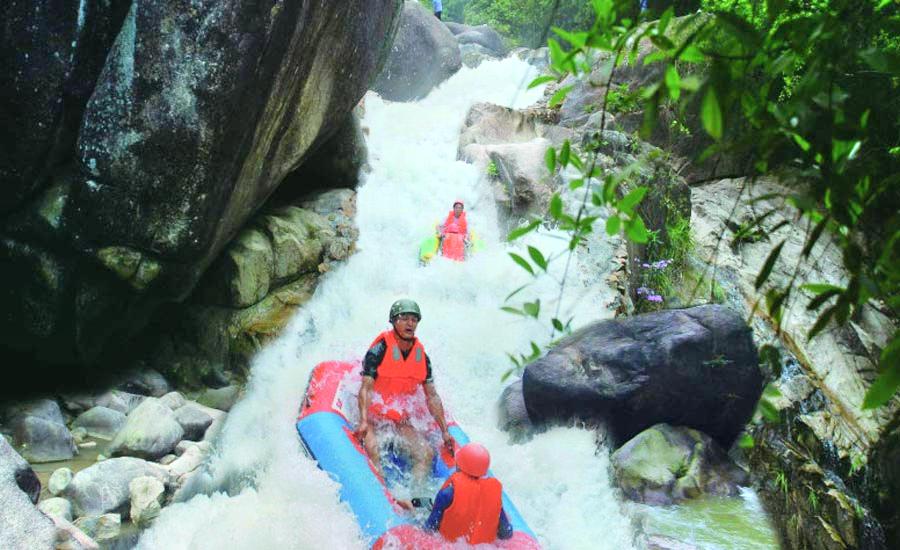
[137, 57, 634, 549]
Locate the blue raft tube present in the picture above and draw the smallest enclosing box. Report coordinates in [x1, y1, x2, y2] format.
[296, 361, 540, 549]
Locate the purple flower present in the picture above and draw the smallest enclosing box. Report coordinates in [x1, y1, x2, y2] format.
[647, 294, 664, 303]
[636, 286, 651, 296]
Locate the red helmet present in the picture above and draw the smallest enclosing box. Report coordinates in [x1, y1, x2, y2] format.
[455, 443, 490, 477]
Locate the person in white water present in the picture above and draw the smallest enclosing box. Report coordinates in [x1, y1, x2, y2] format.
[356, 299, 454, 508]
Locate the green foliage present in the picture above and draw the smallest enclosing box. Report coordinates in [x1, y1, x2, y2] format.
[606, 83, 642, 113]
[486, 160, 499, 178]
[463, 0, 596, 47]
[510, 0, 900, 406]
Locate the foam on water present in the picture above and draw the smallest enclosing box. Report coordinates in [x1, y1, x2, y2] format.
[137, 57, 633, 550]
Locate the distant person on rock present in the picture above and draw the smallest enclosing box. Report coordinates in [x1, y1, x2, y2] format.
[437, 200, 468, 261]
[433, 0, 442, 20]
[425, 443, 513, 544]
[356, 299, 454, 508]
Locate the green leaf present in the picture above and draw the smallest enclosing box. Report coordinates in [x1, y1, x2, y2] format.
[552, 318, 564, 332]
[755, 240, 785, 290]
[801, 216, 829, 257]
[650, 35, 675, 51]
[862, 358, 900, 409]
[549, 85, 574, 108]
[658, 7, 674, 36]
[606, 215, 621, 236]
[758, 397, 781, 423]
[507, 220, 540, 242]
[559, 140, 571, 167]
[523, 301, 541, 318]
[549, 194, 563, 220]
[528, 75, 556, 89]
[501, 306, 525, 316]
[505, 284, 529, 302]
[545, 147, 556, 173]
[738, 433, 755, 449]
[701, 88, 723, 140]
[679, 45, 705, 63]
[509, 253, 534, 275]
[808, 305, 837, 340]
[625, 216, 649, 243]
[569, 178, 585, 190]
[665, 66, 681, 101]
[527, 246, 548, 271]
[618, 186, 648, 214]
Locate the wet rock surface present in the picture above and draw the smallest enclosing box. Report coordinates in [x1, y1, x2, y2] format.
[373, 1, 461, 101]
[521, 305, 763, 448]
[692, 178, 899, 547]
[612, 424, 748, 505]
[64, 457, 169, 517]
[0, 0, 403, 395]
[107, 398, 184, 460]
[0, 436, 57, 548]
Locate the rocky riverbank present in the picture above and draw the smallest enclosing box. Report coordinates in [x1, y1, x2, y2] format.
[1, 369, 233, 548]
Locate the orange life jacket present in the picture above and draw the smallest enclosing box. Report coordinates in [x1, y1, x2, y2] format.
[438, 472, 503, 545]
[369, 330, 427, 421]
[442, 211, 468, 235]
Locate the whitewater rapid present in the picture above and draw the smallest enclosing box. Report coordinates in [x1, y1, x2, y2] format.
[137, 57, 634, 550]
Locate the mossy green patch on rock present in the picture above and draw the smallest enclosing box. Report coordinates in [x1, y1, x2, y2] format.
[97, 247, 142, 281]
[612, 424, 747, 506]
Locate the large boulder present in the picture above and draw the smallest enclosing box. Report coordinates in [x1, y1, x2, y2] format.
[115, 369, 170, 397]
[4, 398, 66, 425]
[611, 424, 748, 505]
[453, 25, 506, 57]
[372, 1, 461, 101]
[72, 407, 126, 440]
[174, 405, 214, 441]
[461, 138, 560, 219]
[0, 436, 57, 548]
[0, 0, 403, 398]
[64, 457, 168, 517]
[521, 305, 762, 448]
[11, 416, 77, 463]
[107, 398, 184, 460]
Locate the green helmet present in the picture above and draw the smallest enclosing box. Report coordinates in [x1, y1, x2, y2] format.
[389, 299, 421, 322]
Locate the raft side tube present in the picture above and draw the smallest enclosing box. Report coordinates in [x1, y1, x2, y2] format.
[297, 412, 403, 542]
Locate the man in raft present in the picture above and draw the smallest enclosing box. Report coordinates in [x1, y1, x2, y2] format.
[437, 200, 468, 261]
[356, 299, 454, 506]
[424, 443, 513, 543]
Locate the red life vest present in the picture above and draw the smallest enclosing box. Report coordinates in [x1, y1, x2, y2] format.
[438, 472, 503, 545]
[368, 330, 427, 422]
[442, 211, 468, 235]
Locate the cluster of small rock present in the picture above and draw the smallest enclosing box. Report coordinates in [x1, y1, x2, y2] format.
[1, 369, 237, 549]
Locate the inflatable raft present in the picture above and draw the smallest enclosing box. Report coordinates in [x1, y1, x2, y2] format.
[296, 361, 539, 549]
[418, 229, 485, 264]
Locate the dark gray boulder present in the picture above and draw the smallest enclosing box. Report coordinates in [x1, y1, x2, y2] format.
[373, 1, 461, 101]
[0, 0, 403, 397]
[0, 436, 57, 548]
[611, 423, 748, 505]
[116, 369, 169, 397]
[521, 305, 762, 448]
